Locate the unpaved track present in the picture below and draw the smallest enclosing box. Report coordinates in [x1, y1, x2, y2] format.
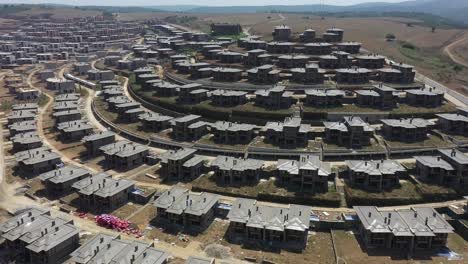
[444, 34, 468, 68]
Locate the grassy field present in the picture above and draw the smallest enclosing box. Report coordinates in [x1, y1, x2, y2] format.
[384, 134, 453, 148]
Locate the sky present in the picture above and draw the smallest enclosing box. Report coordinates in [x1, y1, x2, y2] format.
[1, 0, 410, 6]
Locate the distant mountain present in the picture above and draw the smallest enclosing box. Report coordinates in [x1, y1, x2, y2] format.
[148, 5, 201, 12]
[182, 0, 468, 25]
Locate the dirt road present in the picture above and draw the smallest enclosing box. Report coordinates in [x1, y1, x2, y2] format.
[444, 34, 468, 68]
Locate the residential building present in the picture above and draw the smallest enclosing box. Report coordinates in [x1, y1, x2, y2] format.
[72, 173, 136, 212]
[323, 116, 375, 148]
[262, 117, 311, 148]
[159, 148, 205, 182]
[414, 156, 457, 186]
[345, 160, 407, 191]
[354, 206, 453, 254]
[39, 166, 92, 197]
[380, 118, 434, 142]
[138, 112, 173, 132]
[304, 89, 345, 107]
[436, 113, 468, 136]
[254, 86, 295, 109]
[11, 132, 43, 152]
[99, 141, 149, 170]
[210, 121, 256, 144]
[15, 147, 62, 176]
[210, 156, 264, 185]
[355, 84, 398, 109]
[153, 187, 219, 230]
[406, 87, 444, 107]
[277, 155, 331, 193]
[171, 114, 208, 141]
[81, 131, 116, 156]
[438, 149, 468, 191]
[57, 120, 94, 142]
[227, 198, 310, 248]
[69, 233, 169, 264]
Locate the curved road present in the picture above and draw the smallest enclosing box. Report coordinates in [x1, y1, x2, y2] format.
[444, 34, 468, 68]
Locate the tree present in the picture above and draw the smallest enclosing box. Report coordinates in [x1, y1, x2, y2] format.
[385, 33, 396, 41]
[431, 27, 436, 33]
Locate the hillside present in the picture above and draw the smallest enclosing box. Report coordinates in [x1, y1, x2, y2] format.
[181, 0, 468, 25]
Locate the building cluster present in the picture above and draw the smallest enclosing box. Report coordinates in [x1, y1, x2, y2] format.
[0, 18, 144, 68]
[153, 24, 417, 85]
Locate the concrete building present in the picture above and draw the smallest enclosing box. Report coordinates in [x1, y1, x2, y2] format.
[299, 29, 316, 43]
[323, 116, 375, 148]
[244, 49, 272, 67]
[345, 160, 407, 191]
[87, 69, 114, 81]
[46, 78, 75, 93]
[266, 42, 295, 54]
[159, 148, 205, 182]
[211, 90, 248, 107]
[82, 131, 116, 156]
[7, 110, 36, 125]
[290, 64, 325, 84]
[211, 67, 243, 82]
[304, 42, 333, 55]
[210, 156, 264, 185]
[247, 64, 280, 84]
[272, 25, 291, 41]
[171, 114, 208, 141]
[0, 209, 79, 264]
[335, 68, 372, 84]
[15, 147, 62, 176]
[355, 84, 398, 109]
[210, 121, 256, 144]
[414, 156, 457, 186]
[255, 86, 295, 109]
[262, 117, 311, 148]
[72, 173, 136, 212]
[391, 63, 416, 83]
[52, 110, 81, 124]
[354, 206, 453, 254]
[99, 141, 149, 170]
[380, 118, 434, 142]
[304, 89, 345, 107]
[53, 101, 78, 112]
[57, 120, 94, 142]
[11, 132, 43, 152]
[436, 113, 468, 136]
[336, 42, 361, 54]
[55, 93, 80, 102]
[437, 149, 468, 191]
[69, 233, 169, 264]
[211, 23, 242, 35]
[356, 54, 386, 69]
[39, 165, 92, 197]
[139, 112, 173, 131]
[227, 198, 310, 248]
[153, 187, 219, 230]
[277, 155, 331, 193]
[9, 120, 37, 137]
[406, 87, 444, 107]
[278, 55, 310, 69]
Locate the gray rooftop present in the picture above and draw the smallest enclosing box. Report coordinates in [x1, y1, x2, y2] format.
[277, 155, 331, 177]
[15, 147, 61, 165]
[354, 206, 453, 236]
[186, 256, 214, 264]
[154, 187, 219, 216]
[437, 113, 468, 122]
[57, 120, 93, 133]
[82, 131, 116, 143]
[438, 149, 468, 165]
[159, 148, 197, 162]
[100, 141, 149, 158]
[38, 165, 91, 184]
[211, 156, 263, 172]
[345, 160, 406, 176]
[414, 156, 454, 170]
[211, 121, 256, 132]
[11, 132, 41, 145]
[227, 198, 310, 232]
[381, 118, 434, 129]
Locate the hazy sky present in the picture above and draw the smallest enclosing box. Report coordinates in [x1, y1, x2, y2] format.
[1, 0, 409, 6]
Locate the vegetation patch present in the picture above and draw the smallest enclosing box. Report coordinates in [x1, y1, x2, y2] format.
[192, 174, 341, 207]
